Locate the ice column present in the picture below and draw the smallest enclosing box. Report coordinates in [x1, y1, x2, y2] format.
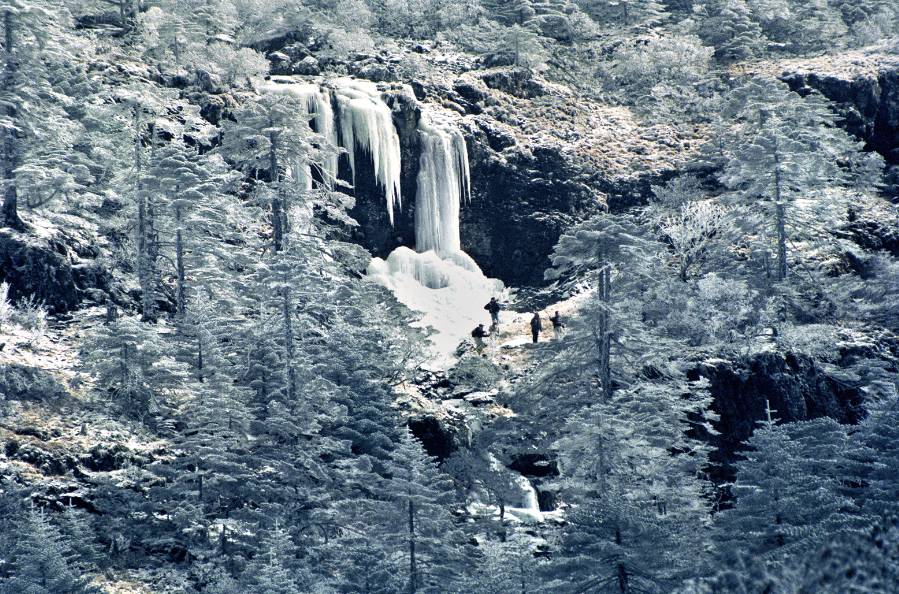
[415, 112, 471, 255]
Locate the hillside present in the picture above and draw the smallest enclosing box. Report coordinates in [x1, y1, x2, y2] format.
[1, 1, 898, 593]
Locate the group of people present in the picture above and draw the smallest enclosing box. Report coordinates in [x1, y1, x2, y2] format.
[471, 297, 565, 354]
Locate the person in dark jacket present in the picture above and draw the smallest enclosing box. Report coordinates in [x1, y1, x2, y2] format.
[471, 323, 489, 353]
[530, 312, 542, 343]
[550, 311, 565, 339]
[484, 297, 501, 329]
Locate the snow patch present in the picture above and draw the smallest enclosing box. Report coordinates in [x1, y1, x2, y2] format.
[367, 247, 503, 358]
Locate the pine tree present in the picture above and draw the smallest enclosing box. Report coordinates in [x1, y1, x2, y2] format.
[239, 522, 318, 594]
[849, 399, 899, 520]
[717, 78, 878, 283]
[696, 0, 766, 62]
[714, 413, 862, 576]
[83, 314, 189, 422]
[0, 506, 100, 594]
[333, 430, 471, 593]
[576, 0, 668, 29]
[547, 379, 718, 592]
[145, 140, 235, 319]
[219, 91, 316, 253]
[834, 0, 898, 45]
[148, 304, 257, 561]
[0, 2, 79, 230]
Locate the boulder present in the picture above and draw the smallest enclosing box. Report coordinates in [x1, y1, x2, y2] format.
[0, 231, 79, 313]
[0, 229, 118, 314]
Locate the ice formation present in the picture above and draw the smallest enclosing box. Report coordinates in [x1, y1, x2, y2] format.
[367, 248, 503, 356]
[415, 111, 471, 254]
[263, 76, 502, 357]
[260, 77, 401, 218]
[333, 78, 403, 224]
[368, 108, 504, 358]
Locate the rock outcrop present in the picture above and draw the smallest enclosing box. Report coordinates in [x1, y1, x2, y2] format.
[689, 351, 867, 483]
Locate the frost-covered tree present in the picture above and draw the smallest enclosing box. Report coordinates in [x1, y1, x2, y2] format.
[145, 140, 236, 318]
[220, 92, 316, 252]
[717, 78, 879, 283]
[659, 200, 729, 282]
[576, 0, 668, 28]
[545, 214, 642, 403]
[335, 430, 471, 593]
[0, 506, 100, 594]
[0, 2, 79, 230]
[696, 0, 765, 62]
[745, 0, 847, 53]
[848, 400, 899, 519]
[715, 414, 863, 575]
[834, 0, 898, 45]
[84, 314, 189, 422]
[546, 379, 718, 593]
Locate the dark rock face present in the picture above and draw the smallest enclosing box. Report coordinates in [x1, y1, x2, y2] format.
[408, 416, 457, 461]
[0, 231, 80, 314]
[0, 229, 119, 314]
[842, 217, 899, 256]
[690, 351, 866, 483]
[508, 452, 559, 478]
[462, 135, 601, 286]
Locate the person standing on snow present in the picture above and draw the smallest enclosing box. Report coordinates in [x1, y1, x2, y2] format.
[484, 297, 501, 330]
[530, 312, 542, 343]
[550, 311, 565, 339]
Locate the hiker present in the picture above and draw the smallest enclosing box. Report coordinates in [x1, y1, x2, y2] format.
[471, 323, 490, 353]
[550, 310, 565, 339]
[484, 297, 501, 330]
[530, 312, 542, 343]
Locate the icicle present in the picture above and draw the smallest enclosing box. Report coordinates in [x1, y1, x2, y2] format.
[415, 111, 471, 255]
[333, 78, 403, 224]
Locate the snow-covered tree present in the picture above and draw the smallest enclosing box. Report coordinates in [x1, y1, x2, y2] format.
[715, 414, 863, 575]
[84, 314, 189, 422]
[547, 379, 718, 592]
[220, 92, 317, 252]
[717, 78, 879, 283]
[335, 430, 471, 593]
[0, 506, 100, 594]
[1, 2, 81, 230]
[696, 0, 766, 62]
[577, 0, 668, 28]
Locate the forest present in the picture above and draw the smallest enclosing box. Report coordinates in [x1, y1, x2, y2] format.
[0, 0, 897, 592]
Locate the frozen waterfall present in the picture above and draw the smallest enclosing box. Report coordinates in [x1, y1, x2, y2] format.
[415, 111, 471, 255]
[263, 75, 503, 358]
[368, 109, 503, 359]
[260, 77, 402, 220]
